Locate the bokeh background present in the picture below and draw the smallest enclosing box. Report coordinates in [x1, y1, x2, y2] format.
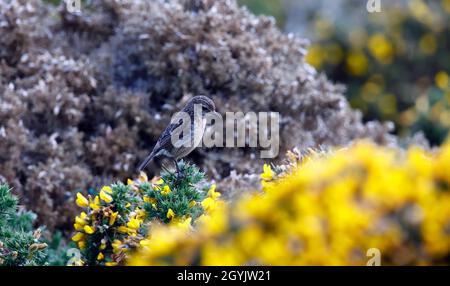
[240, 0, 450, 145]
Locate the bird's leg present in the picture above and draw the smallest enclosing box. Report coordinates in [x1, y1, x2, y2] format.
[172, 158, 185, 183]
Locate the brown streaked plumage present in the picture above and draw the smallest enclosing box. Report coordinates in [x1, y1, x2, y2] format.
[138, 96, 215, 175]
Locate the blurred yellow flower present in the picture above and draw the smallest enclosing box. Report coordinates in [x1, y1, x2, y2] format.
[368, 33, 394, 64]
[201, 197, 216, 212]
[175, 217, 192, 230]
[129, 140, 450, 265]
[435, 71, 449, 90]
[346, 50, 368, 76]
[305, 45, 324, 68]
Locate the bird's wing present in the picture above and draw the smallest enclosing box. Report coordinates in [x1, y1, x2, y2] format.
[154, 118, 185, 153]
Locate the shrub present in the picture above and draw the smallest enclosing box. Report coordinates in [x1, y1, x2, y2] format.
[69, 162, 218, 266]
[0, 184, 47, 266]
[129, 140, 450, 265]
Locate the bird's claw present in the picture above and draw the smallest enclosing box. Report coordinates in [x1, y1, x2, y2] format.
[175, 171, 185, 184]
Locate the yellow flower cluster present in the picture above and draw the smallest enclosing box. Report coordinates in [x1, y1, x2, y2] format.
[133, 183, 223, 261]
[70, 176, 156, 266]
[129, 140, 450, 265]
[304, 0, 450, 143]
[70, 162, 215, 266]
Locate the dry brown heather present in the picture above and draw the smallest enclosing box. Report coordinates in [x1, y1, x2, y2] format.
[0, 0, 399, 230]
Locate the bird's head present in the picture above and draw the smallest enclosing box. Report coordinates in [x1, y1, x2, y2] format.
[186, 96, 216, 115]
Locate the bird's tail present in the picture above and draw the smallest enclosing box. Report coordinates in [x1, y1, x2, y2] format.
[137, 152, 155, 172]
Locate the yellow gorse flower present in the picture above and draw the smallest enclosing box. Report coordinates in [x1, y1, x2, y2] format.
[260, 164, 274, 181]
[109, 212, 118, 226]
[84, 225, 95, 234]
[112, 240, 122, 254]
[201, 197, 216, 212]
[74, 212, 88, 230]
[90, 196, 101, 210]
[207, 184, 221, 200]
[100, 189, 113, 203]
[175, 217, 192, 230]
[118, 226, 129, 234]
[101, 186, 113, 194]
[161, 185, 172, 196]
[72, 232, 85, 242]
[129, 140, 450, 266]
[77, 241, 86, 250]
[97, 252, 104, 261]
[70, 162, 211, 266]
[127, 218, 142, 230]
[76, 193, 89, 208]
[167, 208, 175, 220]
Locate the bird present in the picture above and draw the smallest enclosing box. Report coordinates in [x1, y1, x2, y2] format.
[138, 96, 216, 179]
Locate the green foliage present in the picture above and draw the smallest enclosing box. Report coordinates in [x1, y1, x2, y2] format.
[71, 161, 213, 266]
[44, 231, 73, 266]
[0, 184, 47, 266]
[143, 161, 209, 223]
[238, 0, 285, 27]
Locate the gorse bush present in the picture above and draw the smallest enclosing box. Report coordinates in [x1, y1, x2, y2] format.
[303, 0, 450, 144]
[129, 140, 450, 265]
[69, 162, 218, 266]
[0, 184, 47, 266]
